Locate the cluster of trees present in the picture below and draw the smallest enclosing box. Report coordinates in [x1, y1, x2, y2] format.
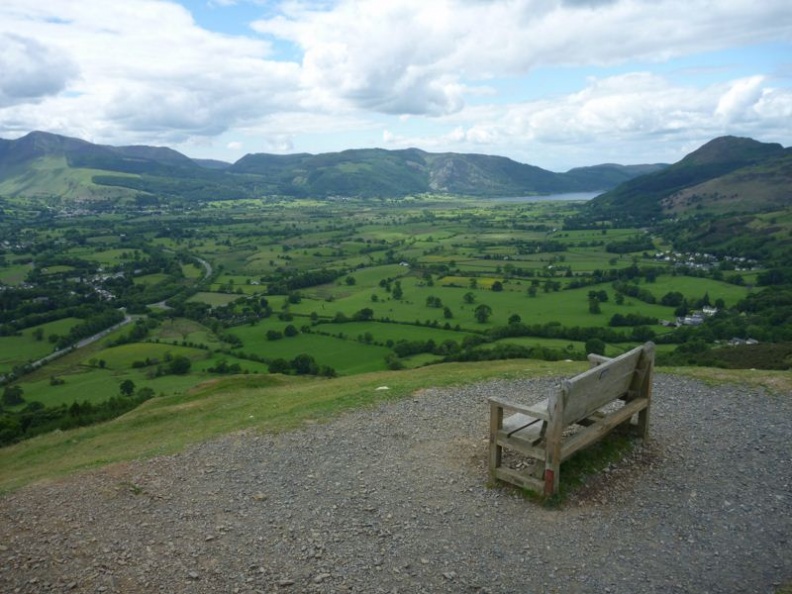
[130, 354, 192, 376]
[605, 235, 655, 254]
[54, 309, 125, 349]
[0, 386, 155, 447]
[268, 354, 336, 377]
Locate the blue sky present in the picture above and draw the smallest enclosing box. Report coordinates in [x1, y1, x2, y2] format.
[0, 0, 790, 171]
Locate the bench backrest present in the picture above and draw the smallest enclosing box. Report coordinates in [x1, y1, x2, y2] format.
[558, 343, 650, 426]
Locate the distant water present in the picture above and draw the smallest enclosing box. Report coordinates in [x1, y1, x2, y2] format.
[493, 191, 602, 202]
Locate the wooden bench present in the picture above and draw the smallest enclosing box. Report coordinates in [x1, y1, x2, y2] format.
[488, 342, 655, 496]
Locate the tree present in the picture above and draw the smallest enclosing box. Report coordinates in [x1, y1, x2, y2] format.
[1, 385, 24, 407]
[661, 291, 685, 307]
[392, 281, 403, 300]
[588, 298, 601, 314]
[463, 292, 476, 304]
[426, 296, 442, 308]
[353, 307, 374, 321]
[266, 330, 283, 340]
[168, 355, 192, 375]
[508, 313, 521, 325]
[585, 338, 606, 356]
[491, 281, 504, 292]
[474, 304, 492, 323]
[291, 354, 318, 375]
[137, 387, 155, 399]
[119, 379, 136, 397]
[443, 306, 453, 319]
[269, 358, 291, 374]
[284, 324, 299, 337]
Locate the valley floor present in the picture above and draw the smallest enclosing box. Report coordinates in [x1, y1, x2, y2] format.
[1, 374, 790, 594]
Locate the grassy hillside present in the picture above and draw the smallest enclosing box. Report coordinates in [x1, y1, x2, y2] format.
[662, 151, 792, 215]
[2, 360, 789, 493]
[588, 136, 789, 223]
[0, 359, 578, 492]
[0, 155, 139, 200]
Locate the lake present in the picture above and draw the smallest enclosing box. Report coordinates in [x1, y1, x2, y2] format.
[493, 191, 603, 202]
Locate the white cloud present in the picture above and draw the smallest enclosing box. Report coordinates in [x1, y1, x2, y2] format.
[0, 0, 300, 144]
[0, 34, 78, 108]
[0, 0, 789, 167]
[715, 76, 766, 122]
[253, 0, 792, 117]
[378, 72, 792, 168]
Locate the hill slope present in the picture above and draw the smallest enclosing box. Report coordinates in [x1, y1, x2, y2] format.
[588, 136, 790, 222]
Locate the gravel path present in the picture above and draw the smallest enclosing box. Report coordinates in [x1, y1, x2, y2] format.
[1, 374, 790, 594]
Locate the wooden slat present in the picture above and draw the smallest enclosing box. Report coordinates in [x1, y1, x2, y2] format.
[502, 413, 542, 435]
[561, 345, 646, 425]
[495, 432, 545, 459]
[560, 397, 648, 461]
[493, 467, 545, 493]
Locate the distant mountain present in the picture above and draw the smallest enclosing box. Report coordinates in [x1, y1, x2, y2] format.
[563, 163, 668, 190]
[229, 147, 664, 198]
[192, 158, 232, 170]
[589, 136, 790, 222]
[0, 131, 664, 202]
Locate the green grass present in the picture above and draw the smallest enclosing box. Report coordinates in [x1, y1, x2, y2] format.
[3, 360, 779, 495]
[188, 291, 243, 307]
[0, 155, 138, 200]
[0, 318, 82, 373]
[88, 342, 207, 370]
[0, 262, 33, 285]
[229, 326, 391, 375]
[312, 321, 474, 344]
[152, 318, 223, 348]
[646, 275, 754, 307]
[133, 273, 170, 286]
[0, 359, 581, 492]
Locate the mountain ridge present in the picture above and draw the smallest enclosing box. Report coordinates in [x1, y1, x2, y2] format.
[0, 131, 667, 201]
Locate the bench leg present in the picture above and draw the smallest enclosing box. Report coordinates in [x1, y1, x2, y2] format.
[489, 402, 504, 478]
[636, 406, 650, 440]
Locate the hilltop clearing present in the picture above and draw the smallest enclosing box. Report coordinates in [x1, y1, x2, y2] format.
[0, 370, 790, 594]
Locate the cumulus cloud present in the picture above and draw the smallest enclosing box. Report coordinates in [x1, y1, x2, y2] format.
[379, 71, 792, 167]
[0, 34, 78, 107]
[0, 0, 789, 166]
[253, 0, 792, 118]
[0, 0, 300, 144]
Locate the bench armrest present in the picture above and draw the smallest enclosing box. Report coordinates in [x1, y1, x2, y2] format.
[587, 353, 612, 366]
[488, 396, 550, 420]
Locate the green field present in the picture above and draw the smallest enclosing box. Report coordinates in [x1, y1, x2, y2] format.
[1, 361, 789, 492]
[0, 262, 32, 285]
[229, 325, 391, 375]
[2, 195, 789, 464]
[0, 318, 82, 373]
[644, 275, 753, 307]
[188, 291, 244, 307]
